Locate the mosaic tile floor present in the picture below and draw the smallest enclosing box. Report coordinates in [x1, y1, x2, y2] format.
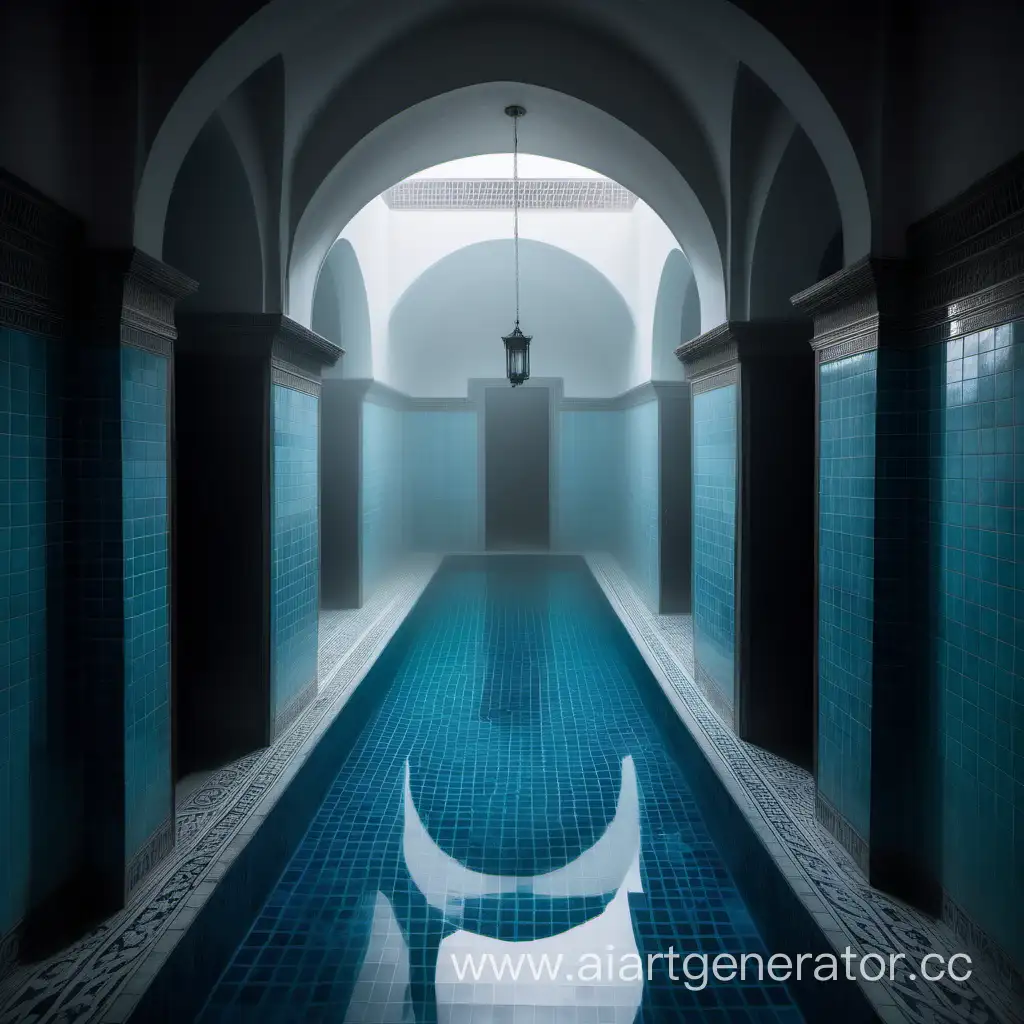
[0, 556, 440, 1024]
[195, 558, 803, 1024]
[587, 554, 1023, 1024]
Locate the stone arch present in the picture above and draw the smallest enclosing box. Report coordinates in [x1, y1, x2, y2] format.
[651, 250, 701, 381]
[289, 81, 725, 334]
[134, 0, 871, 314]
[312, 239, 372, 378]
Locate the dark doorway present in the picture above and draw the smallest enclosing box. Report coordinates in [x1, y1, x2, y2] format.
[484, 385, 550, 550]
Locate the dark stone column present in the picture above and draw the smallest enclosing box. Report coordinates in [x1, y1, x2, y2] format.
[655, 382, 692, 613]
[174, 315, 340, 775]
[791, 258, 941, 909]
[676, 320, 815, 768]
[69, 249, 196, 915]
[320, 379, 370, 610]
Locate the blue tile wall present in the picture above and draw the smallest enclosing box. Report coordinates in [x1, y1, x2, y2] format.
[0, 328, 72, 939]
[621, 400, 660, 609]
[360, 400, 404, 601]
[120, 346, 172, 860]
[930, 321, 1023, 968]
[692, 384, 737, 708]
[555, 410, 623, 553]
[403, 411, 479, 552]
[271, 385, 320, 723]
[817, 352, 876, 841]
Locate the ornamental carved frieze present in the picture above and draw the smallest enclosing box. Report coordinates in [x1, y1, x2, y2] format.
[105, 249, 196, 353]
[794, 153, 1024, 356]
[790, 257, 907, 364]
[906, 151, 1024, 261]
[905, 154, 1024, 339]
[0, 169, 80, 337]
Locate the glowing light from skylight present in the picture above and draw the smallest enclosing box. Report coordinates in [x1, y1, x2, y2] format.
[408, 154, 606, 180]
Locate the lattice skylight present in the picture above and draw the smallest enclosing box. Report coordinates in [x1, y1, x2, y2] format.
[382, 178, 638, 211]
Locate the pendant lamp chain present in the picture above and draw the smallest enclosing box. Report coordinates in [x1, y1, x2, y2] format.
[513, 110, 521, 326]
[501, 104, 531, 387]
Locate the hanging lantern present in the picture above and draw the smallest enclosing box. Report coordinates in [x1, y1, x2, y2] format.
[501, 104, 532, 387]
[502, 323, 531, 387]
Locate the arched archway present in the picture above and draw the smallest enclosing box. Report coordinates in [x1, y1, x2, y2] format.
[651, 250, 701, 380]
[290, 82, 725, 333]
[134, 0, 872, 329]
[312, 239, 372, 378]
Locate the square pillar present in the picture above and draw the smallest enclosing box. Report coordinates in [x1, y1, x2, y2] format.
[320, 380, 408, 610]
[69, 249, 196, 912]
[792, 258, 938, 907]
[676, 320, 816, 767]
[0, 168, 83, 961]
[174, 315, 341, 775]
[654, 382, 692, 614]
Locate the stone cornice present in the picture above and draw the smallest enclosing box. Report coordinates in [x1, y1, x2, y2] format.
[559, 381, 688, 411]
[675, 319, 811, 378]
[790, 259, 906, 363]
[674, 322, 736, 373]
[609, 380, 659, 410]
[905, 151, 1024, 344]
[790, 257, 906, 323]
[405, 396, 475, 411]
[794, 152, 1024, 359]
[907, 150, 1024, 264]
[319, 377, 684, 412]
[0, 168, 82, 338]
[92, 249, 198, 355]
[362, 379, 408, 410]
[176, 312, 341, 371]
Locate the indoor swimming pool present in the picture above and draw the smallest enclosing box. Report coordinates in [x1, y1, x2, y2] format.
[194, 556, 805, 1023]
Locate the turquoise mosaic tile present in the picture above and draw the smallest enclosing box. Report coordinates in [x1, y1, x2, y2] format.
[692, 383, 737, 708]
[931, 321, 1024, 968]
[817, 351, 876, 841]
[0, 328, 61, 937]
[556, 410, 623, 553]
[621, 401, 661, 611]
[361, 400, 404, 600]
[271, 385, 319, 723]
[120, 345, 172, 860]
[403, 411, 479, 552]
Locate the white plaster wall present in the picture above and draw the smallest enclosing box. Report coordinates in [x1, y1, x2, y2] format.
[336, 196, 390, 378]
[386, 209, 640, 321]
[632, 201, 683, 384]
[387, 237, 635, 397]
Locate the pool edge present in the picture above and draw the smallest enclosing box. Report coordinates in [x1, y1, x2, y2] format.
[585, 554, 901, 1024]
[105, 560, 441, 1024]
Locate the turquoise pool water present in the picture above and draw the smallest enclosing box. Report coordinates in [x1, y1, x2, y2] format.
[196, 557, 804, 1023]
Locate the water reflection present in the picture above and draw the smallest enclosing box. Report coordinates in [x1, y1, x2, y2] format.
[346, 757, 643, 1024]
[479, 568, 550, 724]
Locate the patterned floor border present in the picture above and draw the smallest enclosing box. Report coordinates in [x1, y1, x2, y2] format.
[0, 555, 441, 1024]
[586, 553, 1023, 1024]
